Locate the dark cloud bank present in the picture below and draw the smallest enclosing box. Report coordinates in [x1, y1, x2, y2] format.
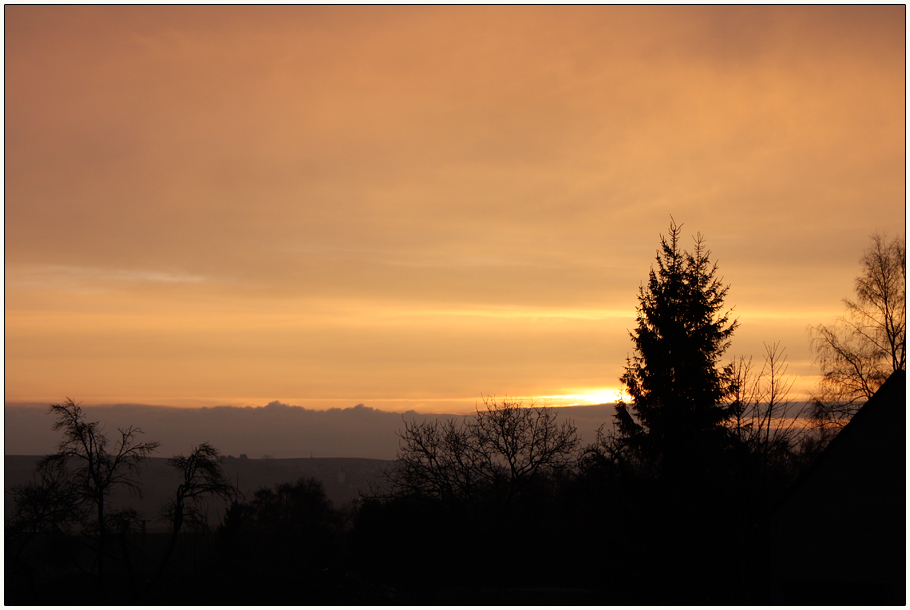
[4, 401, 616, 460]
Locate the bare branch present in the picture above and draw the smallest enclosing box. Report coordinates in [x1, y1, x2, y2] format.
[381, 396, 579, 507]
[810, 233, 905, 424]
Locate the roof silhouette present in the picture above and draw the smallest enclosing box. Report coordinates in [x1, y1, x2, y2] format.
[768, 370, 905, 604]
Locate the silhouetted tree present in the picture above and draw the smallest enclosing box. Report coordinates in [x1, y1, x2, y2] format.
[38, 398, 159, 592]
[728, 342, 814, 491]
[8, 458, 84, 538]
[359, 397, 581, 598]
[107, 507, 143, 589]
[611, 220, 738, 473]
[810, 233, 906, 426]
[218, 476, 342, 575]
[729, 343, 803, 450]
[154, 443, 236, 584]
[385, 396, 579, 507]
[7, 457, 86, 592]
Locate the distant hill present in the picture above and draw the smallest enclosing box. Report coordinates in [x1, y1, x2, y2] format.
[4, 401, 618, 459]
[4, 455, 391, 529]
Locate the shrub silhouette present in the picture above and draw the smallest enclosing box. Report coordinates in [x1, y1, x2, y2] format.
[217, 477, 343, 582]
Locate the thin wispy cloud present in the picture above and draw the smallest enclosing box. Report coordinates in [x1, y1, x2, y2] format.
[8, 264, 208, 287]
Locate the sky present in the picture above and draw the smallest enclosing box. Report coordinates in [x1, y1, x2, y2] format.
[5, 6, 906, 418]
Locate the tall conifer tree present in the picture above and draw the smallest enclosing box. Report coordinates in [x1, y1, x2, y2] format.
[615, 221, 738, 468]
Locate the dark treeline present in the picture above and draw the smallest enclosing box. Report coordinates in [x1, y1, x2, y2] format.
[6, 224, 904, 604]
[0, 393, 857, 605]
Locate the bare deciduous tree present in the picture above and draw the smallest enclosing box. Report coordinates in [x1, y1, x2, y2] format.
[384, 396, 579, 506]
[39, 398, 159, 587]
[8, 458, 84, 537]
[810, 233, 905, 425]
[728, 342, 808, 475]
[7, 458, 86, 578]
[163, 443, 236, 535]
[154, 443, 237, 583]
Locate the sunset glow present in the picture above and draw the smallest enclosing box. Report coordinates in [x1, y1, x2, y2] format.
[543, 389, 625, 407]
[5, 6, 905, 433]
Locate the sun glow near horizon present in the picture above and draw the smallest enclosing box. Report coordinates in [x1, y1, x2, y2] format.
[539, 388, 625, 407]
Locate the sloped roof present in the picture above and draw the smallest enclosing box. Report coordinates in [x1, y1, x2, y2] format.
[784, 370, 905, 514]
[768, 370, 905, 604]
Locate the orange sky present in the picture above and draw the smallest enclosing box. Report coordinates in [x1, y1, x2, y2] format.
[5, 6, 906, 413]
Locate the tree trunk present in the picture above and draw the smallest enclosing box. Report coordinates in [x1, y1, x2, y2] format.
[96, 494, 108, 602]
[148, 496, 184, 591]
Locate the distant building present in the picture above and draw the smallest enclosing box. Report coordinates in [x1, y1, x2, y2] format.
[767, 371, 905, 604]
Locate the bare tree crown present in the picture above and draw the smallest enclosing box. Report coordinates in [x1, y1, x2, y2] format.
[811, 233, 906, 423]
[384, 396, 579, 504]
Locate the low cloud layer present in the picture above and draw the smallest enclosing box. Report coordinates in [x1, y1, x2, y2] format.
[5, 401, 616, 460]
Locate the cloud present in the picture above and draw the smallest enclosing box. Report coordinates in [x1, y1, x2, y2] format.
[4, 6, 903, 411]
[7, 265, 208, 288]
[4, 400, 614, 461]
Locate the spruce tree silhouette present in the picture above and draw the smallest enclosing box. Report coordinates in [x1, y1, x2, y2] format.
[605, 220, 743, 603]
[612, 220, 738, 473]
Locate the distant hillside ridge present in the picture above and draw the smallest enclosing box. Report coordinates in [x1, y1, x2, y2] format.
[4, 455, 391, 528]
[4, 401, 619, 459]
